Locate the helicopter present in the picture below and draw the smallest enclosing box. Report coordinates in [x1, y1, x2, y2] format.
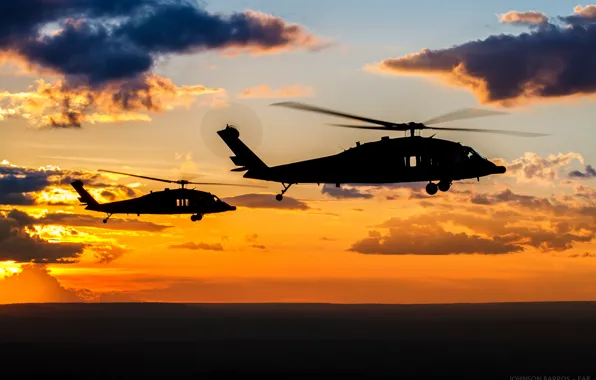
[216, 101, 549, 200]
[71, 169, 266, 223]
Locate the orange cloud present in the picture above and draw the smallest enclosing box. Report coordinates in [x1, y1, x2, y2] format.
[498, 11, 548, 25]
[573, 5, 596, 19]
[492, 152, 584, 183]
[238, 84, 315, 99]
[0, 265, 83, 303]
[0, 73, 223, 128]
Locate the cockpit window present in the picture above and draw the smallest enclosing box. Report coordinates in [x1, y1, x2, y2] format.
[463, 146, 485, 160]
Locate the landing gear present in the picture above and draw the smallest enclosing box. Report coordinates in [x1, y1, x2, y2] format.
[438, 181, 451, 192]
[103, 213, 113, 224]
[276, 183, 294, 201]
[426, 181, 452, 195]
[425, 183, 438, 195]
[190, 214, 203, 222]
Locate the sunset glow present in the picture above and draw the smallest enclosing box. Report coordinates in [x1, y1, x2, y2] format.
[1, 1, 595, 304]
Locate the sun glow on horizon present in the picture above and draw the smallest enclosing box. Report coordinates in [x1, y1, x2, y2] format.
[0, 262, 22, 278]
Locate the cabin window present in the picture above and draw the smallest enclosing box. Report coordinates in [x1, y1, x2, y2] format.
[176, 199, 189, 207]
[409, 156, 416, 167]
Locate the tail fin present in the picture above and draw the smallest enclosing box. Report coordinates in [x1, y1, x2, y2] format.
[217, 125, 268, 172]
[71, 180, 99, 207]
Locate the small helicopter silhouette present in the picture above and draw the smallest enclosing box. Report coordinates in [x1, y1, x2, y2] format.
[71, 169, 266, 223]
[217, 101, 549, 200]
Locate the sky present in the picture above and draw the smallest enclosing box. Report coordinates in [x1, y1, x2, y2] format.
[1, 0, 596, 304]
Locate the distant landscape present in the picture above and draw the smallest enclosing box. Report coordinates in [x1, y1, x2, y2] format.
[2, 302, 595, 377]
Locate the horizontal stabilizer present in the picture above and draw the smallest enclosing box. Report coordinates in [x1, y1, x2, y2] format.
[231, 167, 248, 172]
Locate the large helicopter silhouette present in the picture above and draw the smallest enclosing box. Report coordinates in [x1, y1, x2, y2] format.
[217, 101, 548, 200]
[71, 169, 266, 223]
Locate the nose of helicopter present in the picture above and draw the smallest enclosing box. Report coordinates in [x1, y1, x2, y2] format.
[495, 165, 506, 174]
[223, 202, 236, 211]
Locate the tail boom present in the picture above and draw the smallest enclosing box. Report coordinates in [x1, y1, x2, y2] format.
[217, 126, 268, 173]
[71, 180, 100, 209]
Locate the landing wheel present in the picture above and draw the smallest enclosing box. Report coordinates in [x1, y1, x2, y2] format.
[438, 181, 451, 192]
[426, 182, 438, 195]
[103, 213, 113, 224]
[276, 183, 293, 201]
[190, 214, 203, 222]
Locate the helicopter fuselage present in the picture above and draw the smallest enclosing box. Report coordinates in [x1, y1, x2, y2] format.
[244, 136, 505, 184]
[89, 188, 236, 215]
[217, 125, 506, 200]
[71, 181, 236, 223]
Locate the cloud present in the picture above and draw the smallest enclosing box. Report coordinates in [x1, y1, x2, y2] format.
[0, 265, 83, 303]
[12, 209, 172, 232]
[0, 160, 142, 206]
[0, 210, 85, 264]
[0, 73, 222, 128]
[569, 165, 596, 179]
[321, 184, 373, 199]
[498, 11, 548, 25]
[365, 5, 596, 106]
[168, 242, 224, 251]
[1, 208, 138, 264]
[222, 193, 310, 210]
[0, 2, 328, 128]
[0, 1, 329, 86]
[349, 178, 596, 256]
[349, 216, 524, 255]
[238, 84, 315, 99]
[569, 252, 596, 258]
[573, 5, 596, 19]
[493, 152, 584, 182]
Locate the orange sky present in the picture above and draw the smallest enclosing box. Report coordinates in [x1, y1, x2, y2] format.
[1, 154, 596, 303]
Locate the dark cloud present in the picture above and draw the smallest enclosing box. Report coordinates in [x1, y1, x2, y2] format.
[91, 244, 128, 264]
[14, 209, 172, 232]
[0, 0, 328, 86]
[569, 252, 596, 258]
[1, 209, 135, 264]
[0, 161, 142, 206]
[368, 6, 596, 105]
[168, 242, 223, 251]
[222, 193, 309, 210]
[569, 165, 596, 179]
[0, 210, 85, 264]
[321, 184, 373, 199]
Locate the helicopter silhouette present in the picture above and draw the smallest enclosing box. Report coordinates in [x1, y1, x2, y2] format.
[217, 101, 549, 200]
[71, 169, 266, 223]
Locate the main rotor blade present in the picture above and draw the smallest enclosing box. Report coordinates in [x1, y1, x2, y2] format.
[327, 123, 406, 131]
[272, 101, 397, 127]
[425, 125, 549, 137]
[423, 108, 508, 125]
[186, 181, 268, 188]
[328, 123, 548, 137]
[98, 169, 175, 184]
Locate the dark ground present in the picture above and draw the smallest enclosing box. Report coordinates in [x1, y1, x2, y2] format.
[0, 302, 595, 379]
